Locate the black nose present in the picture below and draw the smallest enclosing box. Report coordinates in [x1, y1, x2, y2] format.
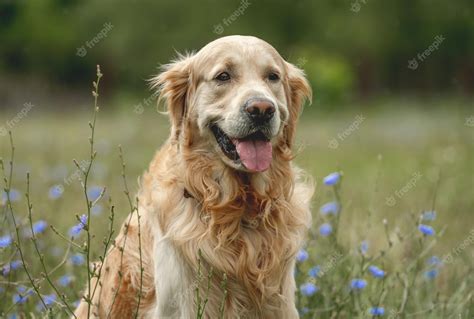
[244, 98, 276, 124]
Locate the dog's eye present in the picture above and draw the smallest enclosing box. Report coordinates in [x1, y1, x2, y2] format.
[215, 72, 231, 82]
[268, 72, 280, 81]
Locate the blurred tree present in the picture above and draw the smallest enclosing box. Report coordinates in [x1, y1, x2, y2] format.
[0, 0, 473, 107]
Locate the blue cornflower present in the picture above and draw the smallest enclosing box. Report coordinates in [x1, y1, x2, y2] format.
[16, 285, 33, 295]
[296, 249, 309, 262]
[69, 214, 88, 237]
[32, 220, 48, 234]
[421, 210, 436, 221]
[368, 265, 385, 278]
[369, 307, 385, 316]
[300, 282, 319, 296]
[2, 189, 21, 203]
[0, 235, 12, 248]
[418, 224, 435, 236]
[323, 172, 341, 186]
[424, 269, 438, 280]
[3, 259, 23, 276]
[11, 260, 22, 270]
[319, 223, 333, 237]
[37, 293, 57, 311]
[10, 189, 21, 201]
[48, 185, 64, 200]
[17, 285, 27, 293]
[88, 186, 103, 202]
[2, 264, 10, 276]
[308, 266, 321, 278]
[91, 204, 103, 216]
[350, 279, 367, 290]
[427, 256, 442, 266]
[320, 201, 340, 215]
[12, 293, 28, 304]
[70, 253, 85, 266]
[58, 274, 74, 287]
[360, 240, 369, 255]
[300, 307, 309, 315]
[44, 293, 56, 306]
[69, 224, 83, 237]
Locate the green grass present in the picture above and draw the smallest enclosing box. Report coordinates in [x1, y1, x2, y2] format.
[1, 98, 473, 318]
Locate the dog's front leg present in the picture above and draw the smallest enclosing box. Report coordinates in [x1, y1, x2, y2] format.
[278, 260, 300, 319]
[153, 237, 195, 318]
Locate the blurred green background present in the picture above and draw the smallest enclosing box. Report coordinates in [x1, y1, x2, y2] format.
[0, 0, 474, 109]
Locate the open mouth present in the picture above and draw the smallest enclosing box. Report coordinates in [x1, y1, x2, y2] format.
[210, 124, 273, 172]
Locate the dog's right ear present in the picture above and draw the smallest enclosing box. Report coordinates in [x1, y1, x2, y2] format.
[283, 62, 312, 148]
[150, 53, 194, 139]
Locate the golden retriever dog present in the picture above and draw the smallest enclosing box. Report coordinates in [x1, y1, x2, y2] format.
[74, 35, 313, 319]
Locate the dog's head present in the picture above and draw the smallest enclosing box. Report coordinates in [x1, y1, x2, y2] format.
[152, 36, 311, 173]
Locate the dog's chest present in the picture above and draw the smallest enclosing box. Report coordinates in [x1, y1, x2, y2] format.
[152, 221, 293, 318]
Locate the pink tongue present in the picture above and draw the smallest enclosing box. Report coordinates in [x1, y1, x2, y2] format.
[234, 139, 272, 172]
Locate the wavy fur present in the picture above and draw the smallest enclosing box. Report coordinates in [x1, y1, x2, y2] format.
[75, 36, 313, 319]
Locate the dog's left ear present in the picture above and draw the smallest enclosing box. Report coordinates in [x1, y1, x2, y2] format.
[284, 62, 312, 147]
[150, 53, 194, 139]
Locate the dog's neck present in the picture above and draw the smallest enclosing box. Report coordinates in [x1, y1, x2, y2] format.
[183, 172, 263, 211]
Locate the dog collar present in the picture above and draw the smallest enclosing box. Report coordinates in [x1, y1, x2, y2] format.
[183, 188, 193, 199]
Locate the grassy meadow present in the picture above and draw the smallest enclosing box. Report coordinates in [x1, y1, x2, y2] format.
[1, 95, 473, 318]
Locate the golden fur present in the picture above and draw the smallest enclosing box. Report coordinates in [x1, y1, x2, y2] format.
[75, 35, 313, 319]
